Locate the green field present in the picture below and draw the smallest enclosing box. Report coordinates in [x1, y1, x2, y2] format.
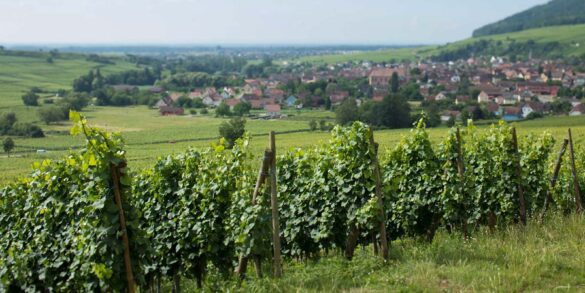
[0, 53, 137, 122]
[294, 24, 585, 64]
[3, 107, 585, 184]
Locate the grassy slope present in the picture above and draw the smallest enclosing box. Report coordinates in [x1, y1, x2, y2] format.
[0, 54, 137, 122]
[440, 24, 585, 57]
[172, 214, 585, 291]
[295, 24, 585, 64]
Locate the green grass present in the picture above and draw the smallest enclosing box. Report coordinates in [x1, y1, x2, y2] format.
[0, 53, 137, 122]
[165, 213, 585, 292]
[3, 111, 585, 184]
[439, 24, 585, 57]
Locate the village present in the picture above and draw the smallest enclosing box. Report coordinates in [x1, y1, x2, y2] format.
[147, 56, 585, 123]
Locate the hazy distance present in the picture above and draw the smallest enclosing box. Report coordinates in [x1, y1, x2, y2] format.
[1, 0, 547, 45]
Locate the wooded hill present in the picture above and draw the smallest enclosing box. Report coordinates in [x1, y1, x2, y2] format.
[473, 0, 585, 37]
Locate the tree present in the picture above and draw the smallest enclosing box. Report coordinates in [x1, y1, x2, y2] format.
[309, 119, 318, 131]
[390, 72, 400, 93]
[22, 91, 39, 106]
[426, 107, 442, 128]
[3, 137, 14, 157]
[0, 112, 17, 134]
[335, 98, 359, 125]
[364, 94, 411, 128]
[446, 115, 456, 127]
[215, 102, 231, 117]
[324, 96, 332, 110]
[461, 110, 471, 126]
[319, 120, 329, 131]
[218, 117, 246, 149]
[232, 102, 251, 117]
[46, 57, 54, 64]
[38, 106, 66, 124]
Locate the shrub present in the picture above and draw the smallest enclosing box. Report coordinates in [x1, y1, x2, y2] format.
[219, 117, 246, 149]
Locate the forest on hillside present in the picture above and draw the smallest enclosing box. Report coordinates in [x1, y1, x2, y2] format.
[473, 0, 585, 37]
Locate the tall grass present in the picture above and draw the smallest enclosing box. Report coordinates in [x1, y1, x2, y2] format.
[169, 213, 585, 292]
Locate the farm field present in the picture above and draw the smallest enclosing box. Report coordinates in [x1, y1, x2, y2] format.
[0, 53, 137, 122]
[3, 108, 585, 184]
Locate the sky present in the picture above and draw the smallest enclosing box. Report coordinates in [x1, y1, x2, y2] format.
[0, 0, 549, 45]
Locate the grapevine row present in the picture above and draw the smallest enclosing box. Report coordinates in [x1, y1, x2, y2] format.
[0, 114, 582, 290]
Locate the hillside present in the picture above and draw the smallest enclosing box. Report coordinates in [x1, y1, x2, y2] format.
[295, 24, 585, 64]
[0, 50, 137, 121]
[473, 0, 585, 37]
[433, 24, 585, 61]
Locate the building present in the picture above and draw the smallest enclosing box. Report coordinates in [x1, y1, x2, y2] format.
[369, 68, 395, 87]
[264, 104, 281, 117]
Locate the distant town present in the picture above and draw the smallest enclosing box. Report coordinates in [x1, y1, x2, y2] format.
[142, 56, 584, 123]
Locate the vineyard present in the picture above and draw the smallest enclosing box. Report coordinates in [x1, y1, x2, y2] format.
[1, 112, 584, 291]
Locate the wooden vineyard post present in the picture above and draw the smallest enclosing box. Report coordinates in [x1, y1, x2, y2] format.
[269, 131, 283, 277]
[568, 129, 583, 213]
[368, 128, 389, 260]
[541, 138, 568, 221]
[344, 226, 360, 260]
[236, 150, 273, 280]
[511, 127, 527, 226]
[110, 163, 135, 293]
[455, 128, 468, 238]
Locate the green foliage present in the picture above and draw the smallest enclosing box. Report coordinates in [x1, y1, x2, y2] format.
[0, 111, 144, 291]
[219, 117, 246, 149]
[309, 119, 318, 131]
[438, 128, 471, 231]
[446, 115, 456, 127]
[520, 133, 555, 214]
[464, 122, 516, 224]
[335, 98, 359, 125]
[278, 122, 378, 257]
[38, 106, 67, 124]
[3, 137, 14, 154]
[0, 112, 17, 134]
[233, 101, 251, 117]
[390, 72, 400, 93]
[473, 0, 585, 37]
[21, 91, 39, 106]
[215, 102, 231, 117]
[552, 144, 585, 212]
[361, 94, 412, 128]
[159, 72, 242, 91]
[382, 118, 442, 239]
[0, 112, 44, 137]
[133, 137, 253, 284]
